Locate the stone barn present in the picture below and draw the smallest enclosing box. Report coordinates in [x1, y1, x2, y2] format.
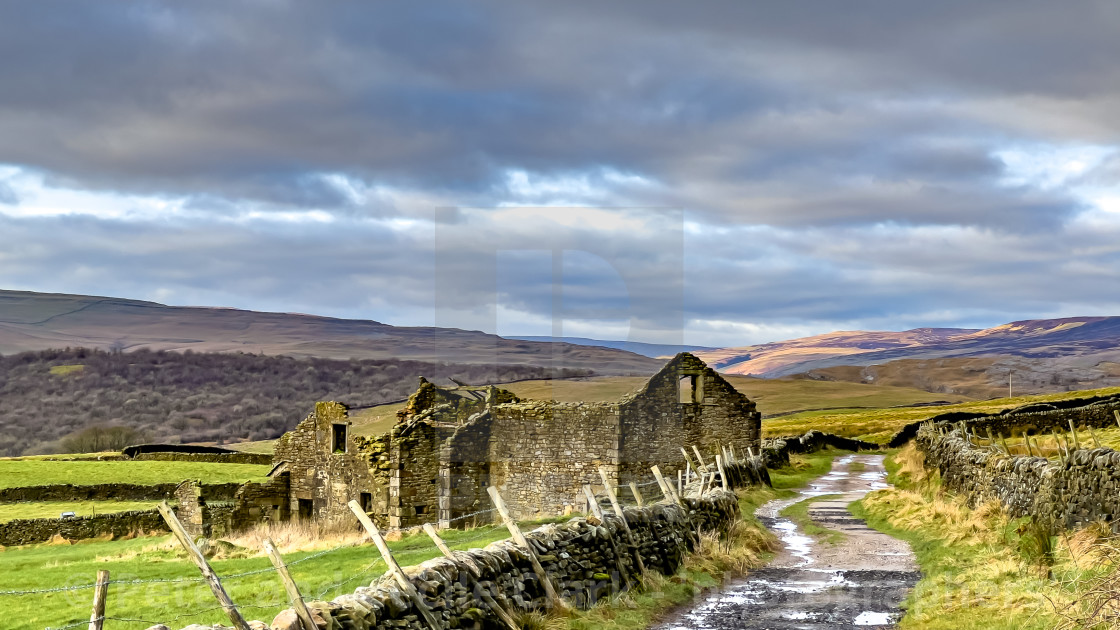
[269, 352, 762, 530]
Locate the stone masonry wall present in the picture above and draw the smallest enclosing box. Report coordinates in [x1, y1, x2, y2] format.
[617, 353, 761, 486]
[0, 509, 167, 547]
[488, 401, 621, 520]
[274, 402, 384, 525]
[917, 424, 1120, 531]
[388, 422, 450, 529]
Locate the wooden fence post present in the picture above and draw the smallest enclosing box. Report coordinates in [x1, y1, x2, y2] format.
[716, 455, 729, 491]
[1068, 420, 1082, 451]
[157, 502, 250, 630]
[88, 570, 109, 630]
[262, 539, 318, 630]
[677, 470, 683, 496]
[422, 524, 519, 630]
[1089, 425, 1103, 449]
[348, 501, 444, 630]
[486, 487, 566, 611]
[650, 466, 678, 505]
[598, 467, 648, 576]
[628, 482, 644, 507]
[691, 446, 708, 471]
[680, 447, 701, 474]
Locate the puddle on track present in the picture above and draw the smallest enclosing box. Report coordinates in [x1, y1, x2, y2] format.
[653, 454, 920, 629]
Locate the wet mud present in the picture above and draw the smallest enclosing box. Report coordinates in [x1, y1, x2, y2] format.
[653, 454, 920, 629]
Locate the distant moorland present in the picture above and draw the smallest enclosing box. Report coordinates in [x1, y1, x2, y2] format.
[0, 348, 589, 456]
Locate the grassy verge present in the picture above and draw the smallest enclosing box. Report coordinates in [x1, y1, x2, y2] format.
[849, 443, 1120, 630]
[0, 501, 162, 522]
[780, 494, 845, 545]
[550, 449, 849, 630]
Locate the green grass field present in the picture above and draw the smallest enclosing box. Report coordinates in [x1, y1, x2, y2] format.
[0, 460, 271, 489]
[2, 519, 537, 630]
[764, 385, 1120, 443]
[0, 501, 162, 523]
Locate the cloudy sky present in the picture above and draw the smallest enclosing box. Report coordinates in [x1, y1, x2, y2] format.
[2, 1, 1120, 347]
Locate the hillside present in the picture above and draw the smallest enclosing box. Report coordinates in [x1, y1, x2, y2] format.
[507, 336, 717, 358]
[0, 289, 660, 374]
[0, 348, 587, 456]
[695, 317, 1120, 393]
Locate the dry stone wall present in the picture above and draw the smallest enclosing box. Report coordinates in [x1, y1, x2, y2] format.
[0, 483, 178, 502]
[761, 430, 881, 469]
[888, 393, 1120, 448]
[918, 425, 1120, 531]
[133, 452, 273, 465]
[161, 483, 745, 630]
[0, 509, 167, 546]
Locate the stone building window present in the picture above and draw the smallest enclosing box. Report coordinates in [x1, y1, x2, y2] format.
[360, 492, 373, 513]
[298, 498, 313, 521]
[679, 376, 694, 403]
[332, 423, 348, 453]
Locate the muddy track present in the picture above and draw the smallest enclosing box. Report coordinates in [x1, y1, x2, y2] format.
[653, 454, 919, 629]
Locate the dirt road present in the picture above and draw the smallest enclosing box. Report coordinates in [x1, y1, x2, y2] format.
[653, 454, 919, 629]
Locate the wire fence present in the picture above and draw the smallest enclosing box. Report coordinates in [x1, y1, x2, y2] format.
[24, 462, 743, 630]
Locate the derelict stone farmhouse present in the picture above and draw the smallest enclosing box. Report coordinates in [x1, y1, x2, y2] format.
[176, 353, 761, 535]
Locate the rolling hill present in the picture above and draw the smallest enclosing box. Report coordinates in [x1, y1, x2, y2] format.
[695, 317, 1120, 396]
[0, 290, 660, 374]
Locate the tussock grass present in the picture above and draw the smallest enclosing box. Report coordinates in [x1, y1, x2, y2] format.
[222, 519, 369, 555]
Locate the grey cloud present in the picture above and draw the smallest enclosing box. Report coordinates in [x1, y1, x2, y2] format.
[0, 1, 1113, 229]
[0, 182, 17, 205]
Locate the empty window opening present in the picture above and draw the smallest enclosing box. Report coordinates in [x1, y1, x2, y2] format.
[297, 498, 313, 521]
[679, 375, 697, 404]
[415, 505, 429, 516]
[360, 492, 373, 513]
[332, 423, 348, 453]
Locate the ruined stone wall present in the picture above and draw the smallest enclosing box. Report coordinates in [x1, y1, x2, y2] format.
[0, 509, 167, 547]
[487, 401, 621, 520]
[273, 402, 384, 525]
[388, 422, 450, 529]
[617, 353, 761, 485]
[440, 416, 493, 527]
[917, 425, 1120, 531]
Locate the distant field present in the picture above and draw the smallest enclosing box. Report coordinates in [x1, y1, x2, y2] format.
[764, 385, 1120, 443]
[341, 374, 973, 439]
[0, 460, 271, 490]
[0, 501, 161, 523]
